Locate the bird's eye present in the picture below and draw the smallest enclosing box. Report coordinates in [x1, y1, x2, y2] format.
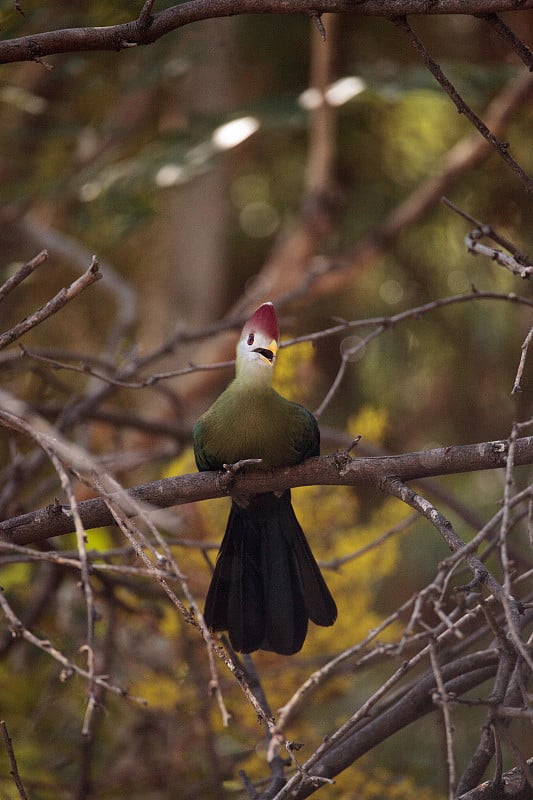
[247, 333, 254, 346]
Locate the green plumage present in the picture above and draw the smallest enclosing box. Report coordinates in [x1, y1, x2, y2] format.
[193, 380, 319, 472]
[193, 302, 336, 654]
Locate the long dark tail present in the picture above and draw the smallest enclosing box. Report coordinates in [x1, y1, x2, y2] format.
[204, 490, 337, 655]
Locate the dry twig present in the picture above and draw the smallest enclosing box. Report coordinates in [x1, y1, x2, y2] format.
[0, 257, 101, 351]
[393, 17, 533, 191]
[0, 720, 29, 800]
[0, 249, 48, 302]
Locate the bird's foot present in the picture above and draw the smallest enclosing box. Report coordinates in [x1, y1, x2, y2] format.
[217, 458, 263, 497]
[223, 457, 263, 474]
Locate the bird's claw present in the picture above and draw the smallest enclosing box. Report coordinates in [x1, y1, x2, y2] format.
[217, 458, 263, 495]
[223, 458, 263, 474]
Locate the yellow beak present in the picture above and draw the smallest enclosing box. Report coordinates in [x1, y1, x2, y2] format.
[268, 339, 278, 357]
[253, 339, 278, 364]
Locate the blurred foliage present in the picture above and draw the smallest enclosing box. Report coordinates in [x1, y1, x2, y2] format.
[1, 2, 533, 798]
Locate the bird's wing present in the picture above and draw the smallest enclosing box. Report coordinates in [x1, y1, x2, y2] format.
[290, 403, 320, 461]
[192, 418, 221, 472]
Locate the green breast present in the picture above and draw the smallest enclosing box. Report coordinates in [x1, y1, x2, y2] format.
[193, 383, 319, 471]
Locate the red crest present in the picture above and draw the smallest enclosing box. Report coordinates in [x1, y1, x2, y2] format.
[243, 302, 279, 342]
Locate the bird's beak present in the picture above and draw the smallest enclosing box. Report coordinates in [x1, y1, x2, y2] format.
[254, 339, 278, 364]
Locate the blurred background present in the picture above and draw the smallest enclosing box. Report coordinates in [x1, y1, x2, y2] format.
[1, 3, 533, 798]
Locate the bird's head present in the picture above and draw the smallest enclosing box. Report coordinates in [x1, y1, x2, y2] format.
[236, 302, 280, 382]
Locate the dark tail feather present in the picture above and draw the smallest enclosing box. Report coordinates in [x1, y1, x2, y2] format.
[204, 500, 266, 653]
[204, 490, 336, 655]
[282, 497, 338, 627]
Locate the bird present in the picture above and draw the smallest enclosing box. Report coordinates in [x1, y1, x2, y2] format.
[193, 302, 337, 655]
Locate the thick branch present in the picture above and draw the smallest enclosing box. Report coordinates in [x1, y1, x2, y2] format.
[1, 1, 533, 65]
[458, 757, 533, 800]
[274, 651, 499, 799]
[1, 436, 532, 545]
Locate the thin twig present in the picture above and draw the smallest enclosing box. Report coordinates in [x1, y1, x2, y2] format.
[444, 198, 532, 272]
[320, 512, 418, 569]
[21, 215, 137, 357]
[0, 257, 101, 351]
[18, 288, 533, 396]
[513, 325, 533, 394]
[19, 344, 235, 388]
[52, 458, 98, 737]
[309, 11, 327, 42]
[314, 325, 384, 417]
[382, 478, 533, 677]
[429, 643, 457, 800]
[477, 13, 533, 70]
[0, 589, 147, 703]
[0, 720, 29, 800]
[0, 249, 48, 302]
[394, 17, 533, 191]
[300, 289, 533, 417]
[137, 0, 156, 30]
[91, 474, 233, 728]
[500, 424, 517, 595]
[465, 234, 533, 278]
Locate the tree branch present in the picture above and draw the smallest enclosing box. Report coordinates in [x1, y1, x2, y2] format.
[0, 257, 101, 351]
[458, 757, 533, 799]
[0, 720, 29, 800]
[0, 249, 48, 302]
[1, 434, 533, 545]
[393, 16, 533, 191]
[273, 651, 500, 799]
[2, 1, 533, 66]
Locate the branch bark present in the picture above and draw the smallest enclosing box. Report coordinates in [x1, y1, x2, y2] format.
[1, 435, 532, 545]
[458, 757, 533, 800]
[1, 1, 533, 65]
[0, 257, 101, 351]
[273, 651, 500, 799]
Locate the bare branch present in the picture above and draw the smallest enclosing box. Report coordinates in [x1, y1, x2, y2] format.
[458, 757, 533, 799]
[0, 250, 48, 302]
[0, 721, 29, 800]
[0, 588, 148, 704]
[429, 643, 457, 799]
[381, 478, 529, 629]
[20, 216, 137, 355]
[2, 417, 533, 545]
[442, 197, 533, 278]
[2, 1, 533, 66]
[513, 325, 533, 394]
[19, 344, 235, 389]
[0, 257, 101, 351]
[311, 288, 533, 417]
[275, 650, 501, 799]
[18, 287, 533, 402]
[477, 13, 533, 70]
[393, 17, 533, 191]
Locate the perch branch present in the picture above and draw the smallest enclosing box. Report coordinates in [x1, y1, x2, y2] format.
[2, 409, 533, 545]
